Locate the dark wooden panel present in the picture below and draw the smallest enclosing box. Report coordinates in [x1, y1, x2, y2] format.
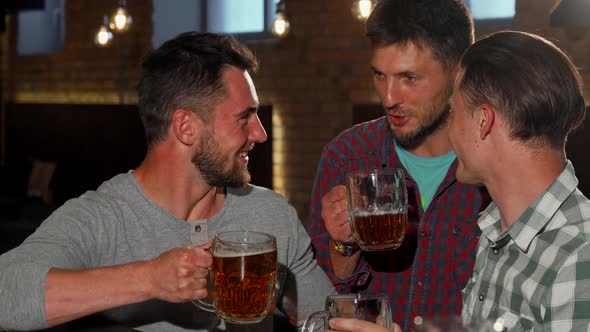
[5, 103, 273, 204]
[249, 105, 273, 190]
[352, 103, 383, 125]
[566, 122, 590, 196]
[6, 103, 147, 204]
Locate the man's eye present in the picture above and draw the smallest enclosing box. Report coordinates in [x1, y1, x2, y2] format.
[240, 113, 253, 124]
[373, 72, 385, 79]
[406, 75, 417, 82]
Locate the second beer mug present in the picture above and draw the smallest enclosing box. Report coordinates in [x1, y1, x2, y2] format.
[194, 230, 277, 324]
[346, 168, 408, 251]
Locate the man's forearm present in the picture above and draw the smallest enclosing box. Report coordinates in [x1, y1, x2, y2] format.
[45, 261, 151, 326]
[329, 244, 361, 279]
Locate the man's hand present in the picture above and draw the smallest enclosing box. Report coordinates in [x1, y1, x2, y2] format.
[146, 243, 212, 302]
[329, 318, 402, 332]
[321, 185, 361, 278]
[322, 185, 353, 243]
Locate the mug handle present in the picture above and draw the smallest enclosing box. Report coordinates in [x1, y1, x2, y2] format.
[192, 298, 215, 312]
[191, 268, 215, 313]
[302, 310, 329, 332]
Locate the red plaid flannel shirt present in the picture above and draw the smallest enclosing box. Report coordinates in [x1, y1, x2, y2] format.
[307, 117, 491, 331]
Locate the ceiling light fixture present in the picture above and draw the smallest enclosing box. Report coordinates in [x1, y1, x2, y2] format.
[110, 0, 133, 33]
[271, 0, 290, 37]
[94, 15, 113, 47]
[352, 0, 375, 21]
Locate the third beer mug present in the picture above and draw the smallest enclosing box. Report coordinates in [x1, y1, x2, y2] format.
[346, 168, 408, 251]
[195, 230, 277, 324]
[302, 293, 392, 332]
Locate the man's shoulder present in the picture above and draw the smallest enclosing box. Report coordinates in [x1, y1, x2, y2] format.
[56, 173, 136, 213]
[323, 116, 389, 158]
[546, 189, 590, 251]
[327, 116, 388, 146]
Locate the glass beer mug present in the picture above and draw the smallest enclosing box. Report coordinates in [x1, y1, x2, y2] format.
[302, 293, 392, 332]
[194, 230, 278, 324]
[346, 168, 408, 251]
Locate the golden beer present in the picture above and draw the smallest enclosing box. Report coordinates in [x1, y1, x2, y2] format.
[351, 212, 408, 251]
[213, 249, 277, 324]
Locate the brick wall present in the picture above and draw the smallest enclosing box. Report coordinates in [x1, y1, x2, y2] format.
[7, 0, 152, 104]
[1, 0, 589, 223]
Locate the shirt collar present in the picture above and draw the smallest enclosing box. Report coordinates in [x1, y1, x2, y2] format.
[479, 160, 578, 251]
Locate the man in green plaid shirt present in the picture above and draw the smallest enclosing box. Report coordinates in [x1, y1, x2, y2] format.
[448, 31, 590, 331]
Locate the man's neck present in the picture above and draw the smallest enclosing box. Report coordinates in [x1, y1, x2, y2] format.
[485, 147, 566, 231]
[133, 146, 225, 221]
[404, 126, 453, 158]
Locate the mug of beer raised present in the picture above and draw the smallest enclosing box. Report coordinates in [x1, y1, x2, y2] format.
[346, 168, 408, 251]
[194, 230, 278, 324]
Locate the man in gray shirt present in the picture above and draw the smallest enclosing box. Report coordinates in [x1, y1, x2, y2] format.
[0, 32, 335, 331]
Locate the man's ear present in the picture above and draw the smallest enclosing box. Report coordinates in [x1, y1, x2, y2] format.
[479, 104, 495, 140]
[171, 109, 201, 146]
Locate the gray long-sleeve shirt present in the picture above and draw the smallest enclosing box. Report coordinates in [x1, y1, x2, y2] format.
[0, 172, 335, 331]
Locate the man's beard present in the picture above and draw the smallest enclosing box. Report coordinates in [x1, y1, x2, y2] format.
[388, 102, 450, 149]
[393, 106, 449, 149]
[192, 135, 251, 188]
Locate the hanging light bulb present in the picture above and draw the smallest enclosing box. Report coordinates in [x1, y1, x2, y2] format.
[94, 15, 113, 47]
[109, 0, 133, 33]
[271, 1, 290, 37]
[352, 0, 375, 21]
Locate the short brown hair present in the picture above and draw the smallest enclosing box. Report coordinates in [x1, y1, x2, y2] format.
[138, 32, 259, 148]
[366, 0, 474, 70]
[458, 31, 586, 148]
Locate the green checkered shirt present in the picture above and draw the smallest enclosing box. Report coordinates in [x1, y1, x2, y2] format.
[462, 161, 590, 331]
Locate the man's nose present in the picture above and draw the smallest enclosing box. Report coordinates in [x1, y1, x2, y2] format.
[383, 79, 403, 109]
[249, 114, 267, 143]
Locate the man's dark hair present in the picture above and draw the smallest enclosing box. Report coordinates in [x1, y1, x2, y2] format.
[459, 31, 586, 148]
[366, 0, 474, 70]
[138, 32, 259, 148]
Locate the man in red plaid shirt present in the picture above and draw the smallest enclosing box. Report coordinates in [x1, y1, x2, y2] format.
[307, 0, 491, 330]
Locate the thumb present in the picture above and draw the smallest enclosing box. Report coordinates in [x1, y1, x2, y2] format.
[196, 242, 212, 251]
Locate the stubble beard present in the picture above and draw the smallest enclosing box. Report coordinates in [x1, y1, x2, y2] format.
[192, 134, 251, 188]
[389, 102, 450, 149]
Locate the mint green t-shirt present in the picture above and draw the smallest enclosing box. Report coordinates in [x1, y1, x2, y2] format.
[395, 141, 455, 210]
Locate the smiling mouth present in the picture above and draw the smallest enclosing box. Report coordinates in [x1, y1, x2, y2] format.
[238, 145, 254, 163]
[238, 151, 249, 163]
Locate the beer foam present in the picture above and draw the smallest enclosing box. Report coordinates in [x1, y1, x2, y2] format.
[351, 210, 404, 217]
[214, 248, 276, 258]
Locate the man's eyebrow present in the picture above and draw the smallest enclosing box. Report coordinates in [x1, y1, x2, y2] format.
[371, 66, 417, 78]
[237, 106, 258, 117]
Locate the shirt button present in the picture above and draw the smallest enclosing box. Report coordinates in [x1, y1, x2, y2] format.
[420, 231, 427, 238]
[417, 281, 423, 288]
[194, 225, 201, 232]
[493, 248, 499, 255]
[478, 294, 485, 301]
